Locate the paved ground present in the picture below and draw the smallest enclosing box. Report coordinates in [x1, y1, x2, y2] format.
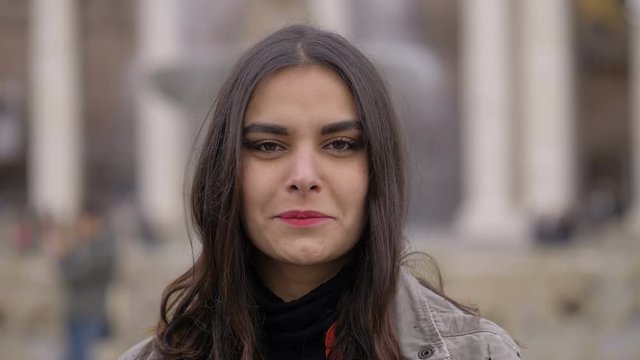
[1, 223, 639, 360]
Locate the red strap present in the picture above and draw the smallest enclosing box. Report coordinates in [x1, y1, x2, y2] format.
[324, 322, 338, 359]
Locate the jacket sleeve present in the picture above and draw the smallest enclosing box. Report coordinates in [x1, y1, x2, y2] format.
[485, 334, 522, 360]
[443, 320, 522, 360]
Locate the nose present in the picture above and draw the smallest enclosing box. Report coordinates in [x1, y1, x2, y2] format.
[285, 147, 321, 193]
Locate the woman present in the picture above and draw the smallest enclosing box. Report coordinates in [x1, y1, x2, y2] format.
[121, 24, 521, 360]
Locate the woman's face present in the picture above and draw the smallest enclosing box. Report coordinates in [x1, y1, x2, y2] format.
[241, 64, 368, 271]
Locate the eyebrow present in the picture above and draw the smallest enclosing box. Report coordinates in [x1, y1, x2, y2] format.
[243, 120, 362, 136]
[321, 120, 362, 135]
[243, 123, 288, 136]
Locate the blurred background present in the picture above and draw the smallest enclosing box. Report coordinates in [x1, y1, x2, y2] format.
[1, 0, 639, 359]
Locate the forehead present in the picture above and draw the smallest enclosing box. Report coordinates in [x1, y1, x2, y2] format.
[244, 65, 357, 128]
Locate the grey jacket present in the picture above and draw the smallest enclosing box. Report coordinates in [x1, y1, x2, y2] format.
[394, 268, 521, 359]
[120, 268, 521, 360]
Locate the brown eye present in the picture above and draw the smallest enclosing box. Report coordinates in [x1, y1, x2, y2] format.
[330, 140, 351, 151]
[325, 138, 359, 153]
[253, 141, 284, 153]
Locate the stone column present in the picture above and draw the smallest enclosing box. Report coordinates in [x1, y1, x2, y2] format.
[29, 0, 82, 222]
[520, 0, 575, 222]
[457, 0, 522, 241]
[136, 0, 187, 232]
[308, 0, 351, 36]
[627, 0, 640, 233]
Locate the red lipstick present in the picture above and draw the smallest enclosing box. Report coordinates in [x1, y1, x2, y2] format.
[276, 210, 333, 228]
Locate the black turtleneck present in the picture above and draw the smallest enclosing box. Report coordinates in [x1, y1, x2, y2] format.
[253, 261, 357, 360]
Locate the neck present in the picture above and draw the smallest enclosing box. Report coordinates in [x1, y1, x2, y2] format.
[257, 255, 351, 302]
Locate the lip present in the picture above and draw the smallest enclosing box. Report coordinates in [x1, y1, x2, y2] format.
[275, 210, 334, 228]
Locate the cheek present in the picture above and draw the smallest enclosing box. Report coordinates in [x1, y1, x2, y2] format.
[340, 159, 369, 214]
[241, 160, 278, 213]
[350, 174, 368, 204]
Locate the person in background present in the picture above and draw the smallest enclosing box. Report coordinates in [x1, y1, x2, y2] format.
[12, 206, 38, 255]
[53, 201, 116, 360]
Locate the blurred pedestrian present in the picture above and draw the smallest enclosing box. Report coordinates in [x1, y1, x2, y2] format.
[53, 201, 116, 360]
[12, 207, 38, 255]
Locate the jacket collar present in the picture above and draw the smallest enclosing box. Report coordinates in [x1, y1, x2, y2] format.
[395, 268, 451, 360]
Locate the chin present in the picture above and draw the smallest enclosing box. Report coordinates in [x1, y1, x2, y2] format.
[283, 249, 331, 266]
[283, 248, 352, 268]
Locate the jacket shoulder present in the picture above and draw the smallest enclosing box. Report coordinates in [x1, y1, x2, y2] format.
[118, 337, 158, 360]
[440, 316, 522, 360]
[396, 268, 522, 360]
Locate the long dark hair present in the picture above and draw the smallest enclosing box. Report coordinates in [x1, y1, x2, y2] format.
[154, 24, 406, 359]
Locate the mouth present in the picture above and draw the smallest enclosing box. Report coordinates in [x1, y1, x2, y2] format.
[275, 210, 334, 228]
